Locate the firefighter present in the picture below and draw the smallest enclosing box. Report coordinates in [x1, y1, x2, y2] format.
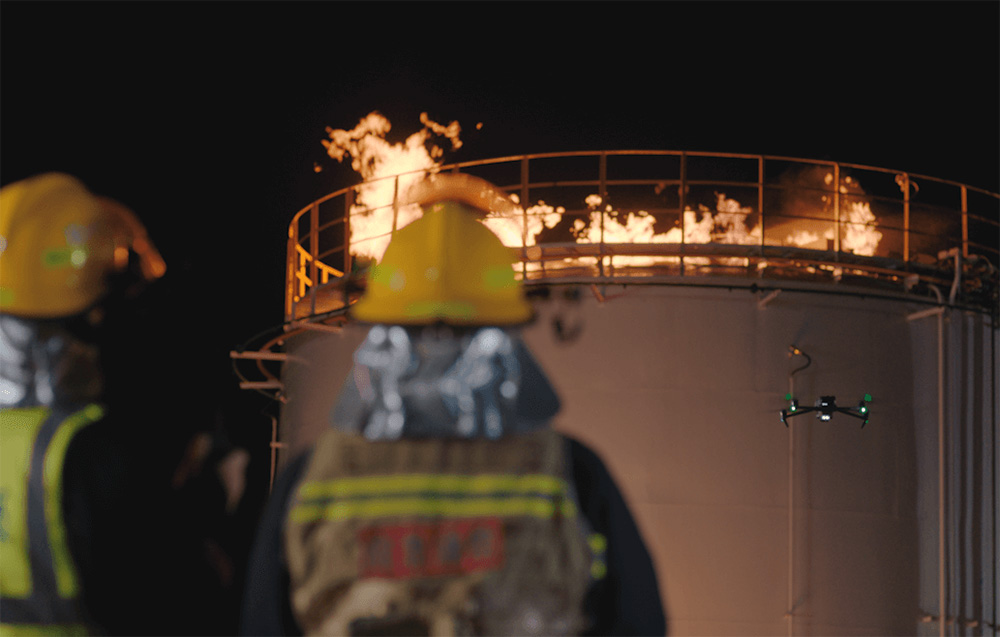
[0, 173, 240, 635]
[241, 173, 666, 635]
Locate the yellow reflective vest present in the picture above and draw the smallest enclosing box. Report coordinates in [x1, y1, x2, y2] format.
[284, 427, 595, 635]
[0, 404, 103, 636]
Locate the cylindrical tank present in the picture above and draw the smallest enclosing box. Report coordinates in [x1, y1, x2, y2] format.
[252, 152, 998, 636]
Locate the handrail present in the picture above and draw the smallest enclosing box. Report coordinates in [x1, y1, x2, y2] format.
[285, 151, 1000, 321]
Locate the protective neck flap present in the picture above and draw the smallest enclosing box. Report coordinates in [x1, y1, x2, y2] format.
[331, 325, 560, 440]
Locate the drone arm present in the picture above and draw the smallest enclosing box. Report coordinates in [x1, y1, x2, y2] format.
[836, 407, 869, 428]
[781, 406, 818, 426]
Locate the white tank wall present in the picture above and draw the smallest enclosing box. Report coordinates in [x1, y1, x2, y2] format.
[521, 284, 921, 635]
[277, 282, 998, 636]
[909, 311, 998, 636]
[279, 325, 369, 463]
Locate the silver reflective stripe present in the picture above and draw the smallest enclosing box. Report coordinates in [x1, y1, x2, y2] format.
[0, 406, 80, 625]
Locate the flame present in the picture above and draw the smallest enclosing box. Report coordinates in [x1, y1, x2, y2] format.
[482, 197, 563, 248]
[319, 113, 883, 274]
[711, 193, 760, 246]
[322, 112, 462, 259]
[785, 229, 821, 247]
[566, 193, 760, 270]
[323, 112, 569, 263]
[784, 171, 883, 256]
[841, 200, 882, 256]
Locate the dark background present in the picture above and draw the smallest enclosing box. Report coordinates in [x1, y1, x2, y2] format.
[1, 1, 997, 631]
[2, 0, 997, 572]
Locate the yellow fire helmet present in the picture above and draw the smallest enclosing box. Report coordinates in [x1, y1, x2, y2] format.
[0, 172, 166, 318]
[350, 173, 532, 326]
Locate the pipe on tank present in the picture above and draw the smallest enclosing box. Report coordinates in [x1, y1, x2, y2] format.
[785, 345, 811, 636]
[937, 248, 962, 307]
[908, 285, 948, 637]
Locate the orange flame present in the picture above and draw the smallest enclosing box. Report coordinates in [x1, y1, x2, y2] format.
[322, 112, 462, 259]
[320, 113, 883, 268]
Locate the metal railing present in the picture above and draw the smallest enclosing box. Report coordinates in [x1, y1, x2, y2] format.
[285, 151, 1000, 321]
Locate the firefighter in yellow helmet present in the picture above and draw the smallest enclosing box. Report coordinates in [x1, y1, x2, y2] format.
[0, 173, 172, 635]
[348, 173, 531, 328]
[241, 174, 665, 635]
[0, 173, 166, 321]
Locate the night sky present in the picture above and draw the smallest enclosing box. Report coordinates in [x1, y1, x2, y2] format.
[2, 1, 998, 477]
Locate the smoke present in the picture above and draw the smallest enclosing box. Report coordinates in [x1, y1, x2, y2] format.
[777, 166, 882, 256]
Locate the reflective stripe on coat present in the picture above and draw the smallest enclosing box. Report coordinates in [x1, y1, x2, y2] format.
[0, 404, 103, 635]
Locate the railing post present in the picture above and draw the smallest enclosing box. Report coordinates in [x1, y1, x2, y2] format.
[680, 152, 687, 276]
[599, 152, 607, 277]
[833, 163, 841, 258]
[758, 156, 765, 255]
[268, 415, 282, 494]
[960, 185, 968, 259]
[391, 175, 400, 235]
[285, 223, 296, 321]
[345, 188, 354, 276]
[903, 172, 911, 264]
[521, 157, 530, 278]
[309, 202, 319, 316]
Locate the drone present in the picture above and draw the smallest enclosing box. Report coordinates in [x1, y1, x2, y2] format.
[780, 393, 871, 428]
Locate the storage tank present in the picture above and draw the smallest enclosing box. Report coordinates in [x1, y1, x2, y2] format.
[234, 151, 998, 635]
